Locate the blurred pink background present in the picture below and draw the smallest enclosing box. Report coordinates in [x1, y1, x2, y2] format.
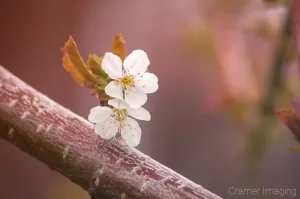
[0, 0, 300, 199]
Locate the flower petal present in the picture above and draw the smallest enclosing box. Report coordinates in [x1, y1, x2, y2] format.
[123, 50, 150, 75]
[125, 90, 147, 109]
[135, 73, 158, 93]
[101, 52, 123, 79]
[88, 106, 113, 123]
[108, 98, 130, 109]
[105, 81, 123, 99]
[94, 118, 119, 140]
[121, 118, 141, 147]
[128, 107, 151, 121]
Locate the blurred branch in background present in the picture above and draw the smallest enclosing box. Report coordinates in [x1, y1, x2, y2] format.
[275, 0, 300, 151]
[0, 66, 222, 199]
[291, 0, 300, 67]
[186, 0, 297, 171]
[245, 4, 291, 171]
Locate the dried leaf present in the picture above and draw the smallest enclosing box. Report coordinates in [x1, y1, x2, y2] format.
[63, 36, 97, 88]
[112, 33, 126, 61]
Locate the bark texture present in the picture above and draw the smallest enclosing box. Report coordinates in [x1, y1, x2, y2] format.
[0, 66, 221, 199]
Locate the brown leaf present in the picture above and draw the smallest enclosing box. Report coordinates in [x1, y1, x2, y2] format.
[112, 33, 126, 61]
[63, 36, 97, 88]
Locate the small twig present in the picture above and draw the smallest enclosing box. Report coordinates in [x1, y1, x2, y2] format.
[0, 66, 221, 199]
[262, 10, 291, 114]
[245, 6, 291, 169]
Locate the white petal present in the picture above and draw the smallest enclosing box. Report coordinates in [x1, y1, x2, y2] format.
[128, 107, 151, 121]
[135, 73, 158, 93]
[121, 118, 141, 147]
[108, 98, 130, 109]
[125, 90, 147, 109]
[88, 106, 113, 123]
[123, 50, 150, 75]
[101, 52, 123, 79]
[105, 81, 123, 99]
[94, 118, 119, 140]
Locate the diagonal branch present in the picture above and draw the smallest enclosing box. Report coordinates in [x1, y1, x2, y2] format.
[0, 66, 221, 199]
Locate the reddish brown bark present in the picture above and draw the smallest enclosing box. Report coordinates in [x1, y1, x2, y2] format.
[0, 66, 221, 199]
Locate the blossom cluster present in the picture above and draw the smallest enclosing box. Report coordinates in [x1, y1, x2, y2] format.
[88, 50, 158, 147]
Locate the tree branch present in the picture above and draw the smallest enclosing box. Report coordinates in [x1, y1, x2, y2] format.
[0, 66, 221, 199]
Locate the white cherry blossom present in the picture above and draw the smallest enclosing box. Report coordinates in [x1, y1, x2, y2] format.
[102, 50, 158, 108]
[88, 98, 150, 147]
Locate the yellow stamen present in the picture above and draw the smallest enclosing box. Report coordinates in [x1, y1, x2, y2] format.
[116, 75, 135, 94]
[112, 108, 128, 128]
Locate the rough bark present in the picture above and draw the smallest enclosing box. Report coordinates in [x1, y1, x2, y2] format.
[0, 66, 222, 199]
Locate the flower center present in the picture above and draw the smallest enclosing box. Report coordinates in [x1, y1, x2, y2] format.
[121, 75, 134, 85]
[112, 109, 128, 128]
[116, 75, 135, 94]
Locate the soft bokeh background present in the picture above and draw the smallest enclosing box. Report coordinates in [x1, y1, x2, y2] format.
[1, 0, 300, 198]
